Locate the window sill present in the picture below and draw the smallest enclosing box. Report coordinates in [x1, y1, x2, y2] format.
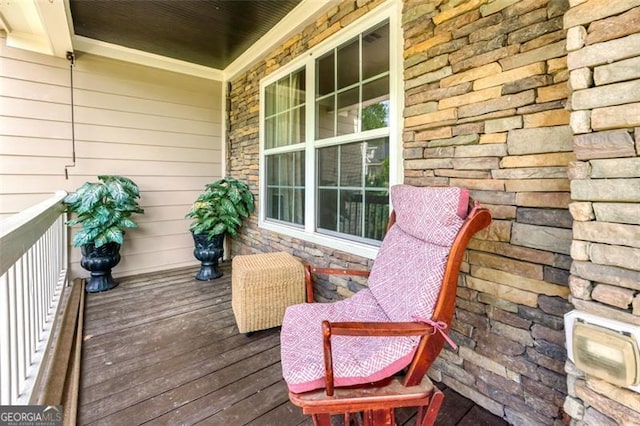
[259, 219, 380, 260]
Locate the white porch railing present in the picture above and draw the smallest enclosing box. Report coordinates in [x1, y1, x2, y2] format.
[0, 191, 68, 404]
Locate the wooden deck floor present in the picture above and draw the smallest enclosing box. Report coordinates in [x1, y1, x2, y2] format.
[78, 263, 507, 426]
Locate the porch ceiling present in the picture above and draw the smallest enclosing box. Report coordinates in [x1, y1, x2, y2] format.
[69, 0, 302, 70]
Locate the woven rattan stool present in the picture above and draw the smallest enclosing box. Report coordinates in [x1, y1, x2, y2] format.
[232, 252, 305, 334]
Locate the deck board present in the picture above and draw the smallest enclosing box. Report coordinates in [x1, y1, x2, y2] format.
[79, 264, 507, 426]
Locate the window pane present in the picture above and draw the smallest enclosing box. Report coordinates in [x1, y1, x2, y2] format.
[265, 116, 276, 149]
[290, 106, 305, 144]
[265, 152, 305, 225]
[316, 95, 335, 139]
[275, 112, 287, 147]
[362, 76, 389, 131]
[340, 143, 362, 187]
[317, 188, 338, 232]
[276, 76, 291, 112]
[362, 22, 389, 80]
[280, 152, 293, 180]
[265, 67, 305, 148]
[337, 38, 359, 90]
[364, 138, 389, 188]
[281, 188, 294, 222]
[267, 187, 280, 219]
[336, 87, 359, 136]
[294, 150, 305, 186]
[340, 190, 363, 237]
[364, 191, 389, 240]
[316, 138, 389, 242]
[318, 145, 338, 186]
[265, 84, 276, 116]
[293, 188, 305, 225]
[317, 52, 334, 96]
[292, 69, 306, 106]
[267, 155, 278, 185]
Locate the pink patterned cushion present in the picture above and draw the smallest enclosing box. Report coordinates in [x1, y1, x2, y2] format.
[391, 185, 469, 247]
[281, 289, 419, 393]
[280, 186, 469, 393]
[368, 225, 451, 322]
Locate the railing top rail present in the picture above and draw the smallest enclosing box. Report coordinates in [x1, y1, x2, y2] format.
[0, 190, 67, 276]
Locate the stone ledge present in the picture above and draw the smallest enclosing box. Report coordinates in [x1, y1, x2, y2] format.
[572, 80, 640, 110]
[499, 41, 565, 71]
[493, 166, 568, 179]
[472, 261, 565, 297]
[467, 275, 538, 307]
[474, 62, 546, 90]
[573, 130, 636, 160]
[586, 6, 640, 45]
[593, 203, 640, 225]
[574, 220, 640, 249]
[591, 282, 635, 309]
[433, 0, 488, 25]
[575, 380, 640, 424]
[590, 158, 640, 178]
[591, 102, 640, 130]
[507, 126, 572, 155]
[563, 0, 640, 29]
[594, 56, 640, 85]
[567, 33, 640, 70]
[440, 62, 502, 88]
[571, 261, 640, 292]
[511, 222, 572, 255]
[571, 178, 640, 202]
[590, 243, 640, 272]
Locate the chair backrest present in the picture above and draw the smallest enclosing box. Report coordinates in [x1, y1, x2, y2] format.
[368, 186, 470, 323]
[369, 185, 491, 387]
[403, 197, 491, 386]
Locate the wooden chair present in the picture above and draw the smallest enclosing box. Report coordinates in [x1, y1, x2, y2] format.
[280, 186, 491, 425]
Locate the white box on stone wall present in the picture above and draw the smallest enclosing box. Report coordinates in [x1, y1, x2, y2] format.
[565, 310, 640, 393]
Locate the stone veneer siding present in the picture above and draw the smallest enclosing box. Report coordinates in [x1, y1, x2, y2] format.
[563, 0, 640, 424]
[227, 0, 384, 300]
[401, 1, 573, 425]
[227, 0, 594, 424]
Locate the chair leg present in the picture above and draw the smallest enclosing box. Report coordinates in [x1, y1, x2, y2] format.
[352, 412, 364, 426]
[311, 414, 332, 426]
[311, 412, 364, 425]
[417, 389, 444, 426]
[363, 408, 394, 426]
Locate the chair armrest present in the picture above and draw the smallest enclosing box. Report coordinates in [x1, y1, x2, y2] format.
[304, 266, 370, 303]
[321, 320, 439, 396]
[329, 321, 437, 336]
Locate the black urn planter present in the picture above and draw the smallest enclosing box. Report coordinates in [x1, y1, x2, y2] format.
[80, 242, 121, 293]
[192, 232, 224, 280]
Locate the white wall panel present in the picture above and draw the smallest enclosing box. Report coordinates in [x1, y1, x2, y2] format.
[1, 37, 223, 278]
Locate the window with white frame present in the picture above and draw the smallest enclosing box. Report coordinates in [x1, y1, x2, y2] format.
[260, 8, 398, 256]
[264, 69, 306, 225]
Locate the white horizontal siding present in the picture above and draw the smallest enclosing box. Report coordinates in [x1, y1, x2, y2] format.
[0, 37, 223, 278]
[0, 175, 216, 193]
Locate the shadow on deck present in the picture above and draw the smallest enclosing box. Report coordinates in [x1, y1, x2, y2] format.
[78, 263, 507, 425]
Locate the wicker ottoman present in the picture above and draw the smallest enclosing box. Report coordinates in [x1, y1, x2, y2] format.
[232, 252, 305, 334]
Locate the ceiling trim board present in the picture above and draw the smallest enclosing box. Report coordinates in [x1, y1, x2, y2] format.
[223, 0, 342, 80]
[35, 0, 73, 57]
[0, 0, 56, 56]
[72, 35, 224, 81]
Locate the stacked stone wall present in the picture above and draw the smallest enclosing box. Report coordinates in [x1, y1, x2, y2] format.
[402, 0, 573, 424]
[563, 0, 640, 424]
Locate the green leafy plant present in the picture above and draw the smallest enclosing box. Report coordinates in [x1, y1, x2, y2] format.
[64, 175, 144, 248]
[186, 177, 255, 239]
